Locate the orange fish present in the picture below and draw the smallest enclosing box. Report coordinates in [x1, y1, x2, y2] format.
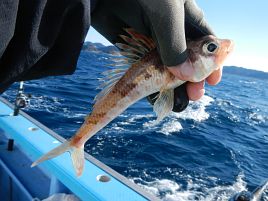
[32, 29, 234, 176]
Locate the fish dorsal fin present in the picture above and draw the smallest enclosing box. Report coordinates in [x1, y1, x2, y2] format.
[94, 64, 129, 104]
[153, 89, 174, 123]
[94, 66, 127, 102]
[115, 43, 146, 56]
[124, 28, 155, 50]
[116, 28, 156, 58]
[94, 28, 156, 103]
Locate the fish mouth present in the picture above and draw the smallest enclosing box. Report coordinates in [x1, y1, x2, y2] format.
[227, 40, 234, 54]
[219, 39, 234, 54]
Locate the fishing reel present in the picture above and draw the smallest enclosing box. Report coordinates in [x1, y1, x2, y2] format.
[15, 93, 30, 109]
[13, 81, 31, 116]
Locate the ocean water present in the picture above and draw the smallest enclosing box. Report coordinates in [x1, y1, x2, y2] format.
[2, 50, 268, 200]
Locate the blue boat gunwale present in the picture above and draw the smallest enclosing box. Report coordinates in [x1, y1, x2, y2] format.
[0, 97, 158, 201]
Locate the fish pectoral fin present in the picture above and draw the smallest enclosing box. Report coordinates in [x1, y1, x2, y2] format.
[153, 89, 174, 123]
[31, 140, 85, 177]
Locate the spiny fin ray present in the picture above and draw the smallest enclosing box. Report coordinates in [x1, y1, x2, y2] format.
[115, 43, 146, 56]
[119, 35, 148, 52]
[94, 28, 156, 104]
[124, 28, 155, 50]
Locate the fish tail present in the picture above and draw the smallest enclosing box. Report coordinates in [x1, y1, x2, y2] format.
[31, 140, 85, 177]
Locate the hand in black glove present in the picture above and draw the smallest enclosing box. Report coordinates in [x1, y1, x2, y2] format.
[91, 0, 219, 112]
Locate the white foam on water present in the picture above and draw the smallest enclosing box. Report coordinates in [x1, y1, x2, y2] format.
[264, 189, 268, 201]
[111, 125, 125, 131]
[117, 95, 215, 136]
[131, 172, 250, 201]
[248, 112, 267, 124]
[150, 95, 213, 135]
[157, 120, 183, 135]
[128, 114, 155, 123]
[172, 95, 214, 122]
[202, 173, 247, 201]
[130, 178, 182, 199]
[26, 95, 74, 117]
[239, 80, 257, 85]
[131, 95, 213, 125]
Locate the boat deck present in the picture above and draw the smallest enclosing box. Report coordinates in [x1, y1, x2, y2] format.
[0, 97, 157, 201]
[0, 134, 55, 200]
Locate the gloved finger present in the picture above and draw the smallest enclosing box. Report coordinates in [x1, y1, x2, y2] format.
[92, 0, 189, 67]
[172, 83, 189, 112]
[138, 0, 189, 67]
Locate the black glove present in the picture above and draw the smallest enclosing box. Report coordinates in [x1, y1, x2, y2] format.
[91, 0, 214, 112]
[0, 0, 91, 93]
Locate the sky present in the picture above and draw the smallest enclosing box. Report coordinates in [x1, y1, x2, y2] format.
[85, 0, 268, 72]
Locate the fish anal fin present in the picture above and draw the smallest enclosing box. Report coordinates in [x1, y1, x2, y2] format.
[153, 89, 174, 123]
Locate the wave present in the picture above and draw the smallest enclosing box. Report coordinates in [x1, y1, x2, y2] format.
[248, 112, 267, 125]
[131, 173, 248, 201]
[2, 52, 268, 201]
[171, 95, 213, 122]
[239, 80, 257, 85]
[216, 97, 267, 126]
[157, 120, 183, 135]
[141, 95, 214, 135]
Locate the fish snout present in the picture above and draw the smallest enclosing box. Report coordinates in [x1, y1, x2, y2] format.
[221, 39, 234, 54]
[212, 38, 234, 68]
[227, 40, 234, 54]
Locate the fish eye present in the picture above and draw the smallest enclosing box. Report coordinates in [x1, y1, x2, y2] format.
[206, 42, 218, 53]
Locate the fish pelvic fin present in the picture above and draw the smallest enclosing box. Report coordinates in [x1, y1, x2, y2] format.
[31, 140, 85, 177]
[153, 88, 174, 123]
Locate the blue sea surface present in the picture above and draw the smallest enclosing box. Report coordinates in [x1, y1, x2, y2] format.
[2, 50, 268, 200]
